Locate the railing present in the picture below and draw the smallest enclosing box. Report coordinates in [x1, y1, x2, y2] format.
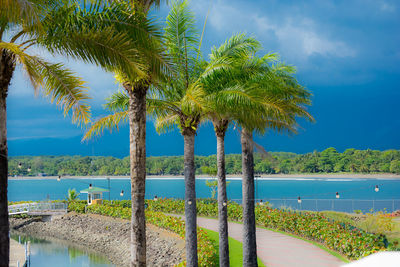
[9, 202, 67, 215]
[251, 198, 400, 213]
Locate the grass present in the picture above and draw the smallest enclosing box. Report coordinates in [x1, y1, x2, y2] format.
[202, 228, 266, 267]
[319, 210, 400, 250]
[386, 217, 400, 243]
[319, 210, 356, 224]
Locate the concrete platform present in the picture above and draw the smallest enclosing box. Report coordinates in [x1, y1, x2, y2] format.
[9, 239, 26, 267]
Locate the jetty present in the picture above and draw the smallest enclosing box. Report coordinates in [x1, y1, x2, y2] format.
[9, 239, 27, 267]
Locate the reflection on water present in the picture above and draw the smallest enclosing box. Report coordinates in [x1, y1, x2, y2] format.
[11, 234, 115, 267]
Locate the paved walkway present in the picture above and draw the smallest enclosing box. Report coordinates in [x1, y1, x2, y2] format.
[9, 239, 26, 267]
[172, 214, 344, 267]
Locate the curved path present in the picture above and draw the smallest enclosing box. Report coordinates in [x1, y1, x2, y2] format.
[171, 214, 344, 267]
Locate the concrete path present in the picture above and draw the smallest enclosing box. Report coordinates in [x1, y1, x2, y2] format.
[172, 214, 344, 267]
[9, 239, 26, 267]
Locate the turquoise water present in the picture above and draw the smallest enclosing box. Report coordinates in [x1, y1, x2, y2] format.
[9, 177, 400, 202]
[11, 235, 114, 267]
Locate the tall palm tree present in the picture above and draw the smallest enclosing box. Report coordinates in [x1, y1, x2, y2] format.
[0, 1, 91, 264]
[201, 33, 262, 267]
[233, 58, 315, 266]
[46, 1, 168, 266]
[1, 1, 168, 266]
[84, 2, 212, 265]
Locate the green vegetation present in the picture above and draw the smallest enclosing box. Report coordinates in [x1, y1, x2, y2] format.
[67, 188, 79, 202]
[320, 210, 400, 251]
[13, 199, 397, 260]
[144, 198, 388, 259]
[203, 229, 265, 267]
[8, 148, 400, 176]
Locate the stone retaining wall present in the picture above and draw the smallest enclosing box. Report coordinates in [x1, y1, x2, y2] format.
[10, 212, 185, 266]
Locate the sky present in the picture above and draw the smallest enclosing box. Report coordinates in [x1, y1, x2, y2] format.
[6, 0, 400, 157]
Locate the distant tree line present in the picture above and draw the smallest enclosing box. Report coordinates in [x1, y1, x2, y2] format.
[8, 148, 400, 176]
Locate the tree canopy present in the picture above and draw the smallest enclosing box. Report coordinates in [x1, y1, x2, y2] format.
[8, 148, 400, 176]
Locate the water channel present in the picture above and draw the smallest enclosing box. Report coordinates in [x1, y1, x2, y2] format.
[11, 234, 115, 267]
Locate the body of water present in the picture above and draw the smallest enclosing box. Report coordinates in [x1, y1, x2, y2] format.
[9, 177, 400, 202]
[11, 234, 114, 267]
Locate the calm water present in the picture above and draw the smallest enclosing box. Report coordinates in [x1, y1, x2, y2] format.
[8, 177, 400, 202]
[11, 234, 114, 267]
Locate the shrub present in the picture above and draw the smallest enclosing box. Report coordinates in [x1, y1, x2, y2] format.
[359, 210, 395, 234]
[67, 201, 86, 213]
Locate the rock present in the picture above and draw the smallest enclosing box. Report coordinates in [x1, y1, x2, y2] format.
[10, 213, 185, 267]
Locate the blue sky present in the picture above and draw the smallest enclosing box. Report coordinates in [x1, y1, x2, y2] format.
[6, 0, 400, 157]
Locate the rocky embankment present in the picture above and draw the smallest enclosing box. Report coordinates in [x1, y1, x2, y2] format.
[10, 212, 185, 266]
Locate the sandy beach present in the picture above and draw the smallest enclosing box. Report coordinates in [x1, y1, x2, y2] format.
[8, 173, 400, 180]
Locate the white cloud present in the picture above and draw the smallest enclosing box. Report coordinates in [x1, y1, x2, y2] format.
[271, 20, 356, 58]
[196, 0, 356, 60]
[381, 2, 395, 12]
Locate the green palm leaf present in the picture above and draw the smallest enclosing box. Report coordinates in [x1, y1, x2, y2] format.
[0, 41, 91, 124]
[82, 111, 129, 141]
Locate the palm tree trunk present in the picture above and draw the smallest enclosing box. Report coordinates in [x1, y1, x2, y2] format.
[241, 128, 257, 267]
[183, 132, 198, 267]
[215, 120, 229, 267]
[0, 90, 9, 267]
[126, 82, 147, 267]
[0, 49, 15, 266]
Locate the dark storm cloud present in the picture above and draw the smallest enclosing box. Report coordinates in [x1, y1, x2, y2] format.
[6, 0, 400, 155]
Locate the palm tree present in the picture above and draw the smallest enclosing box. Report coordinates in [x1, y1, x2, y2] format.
[1, 1, 167, 265]
[47, 1, 168, 266]
[84, 2, 211, 265]
[204, 38, 314, 266]
[201, 33, 262, 267]
[0, 1, 91, 264]
[234, 58, 314, 266]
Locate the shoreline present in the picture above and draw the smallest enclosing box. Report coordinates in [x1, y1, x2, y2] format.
[8, 173, 400, 180]
[10, 213, 185, 267]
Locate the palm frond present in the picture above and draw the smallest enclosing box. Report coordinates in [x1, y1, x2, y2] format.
[154, 113, 179, 134]
[164, 0, 199, 78]
[210, 33, 260, 61]
[104, 91, 129, 112]
[0, 0, 46, 33]
[0, 41, 91, 125]
[181, 79, 205, 115]
[38, 0, 170, 82]
[82, 111, 129, 141]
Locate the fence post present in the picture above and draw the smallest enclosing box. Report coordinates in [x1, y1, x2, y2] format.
[315, 199, 318, 211]
[372, 200, 375, 212]
[352, 199, 354, 213]
[332, 199, 334, 211]
[24, 242, 27, 262]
